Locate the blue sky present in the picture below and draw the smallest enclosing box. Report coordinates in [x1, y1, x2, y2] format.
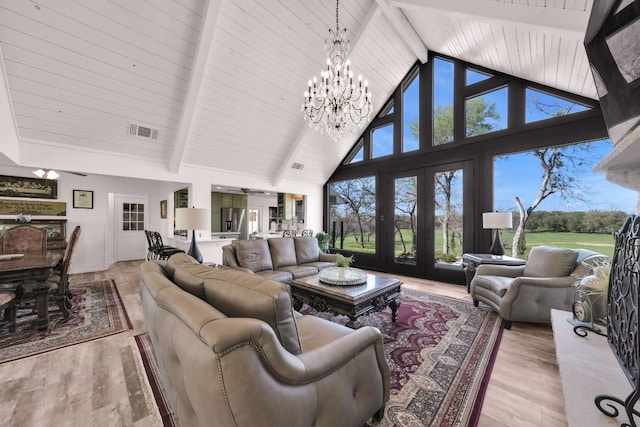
[494, 140, 637, 213]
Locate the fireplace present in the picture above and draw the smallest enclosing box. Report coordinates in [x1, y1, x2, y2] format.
[596, 215, 640, 425]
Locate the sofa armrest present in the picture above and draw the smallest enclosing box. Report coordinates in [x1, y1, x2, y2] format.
[500, 276, 577, 322]
[475, 264, 525, 277]
[202, 318, 385, 384]
[319, 253, 338, 263]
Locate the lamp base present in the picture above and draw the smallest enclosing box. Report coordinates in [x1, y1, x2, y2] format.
[187, 230, 203, 263]
[489, 229, 505, 256]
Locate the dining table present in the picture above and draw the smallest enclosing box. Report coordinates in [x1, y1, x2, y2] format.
[0, 249, 65, 331]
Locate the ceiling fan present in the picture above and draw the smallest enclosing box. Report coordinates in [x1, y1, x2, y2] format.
[240, 188, 266, 194]
[33, 169, 87, 179]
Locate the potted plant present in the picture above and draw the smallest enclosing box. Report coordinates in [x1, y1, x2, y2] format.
[335, 253, 354, 268]
[316, 231, 330, 253]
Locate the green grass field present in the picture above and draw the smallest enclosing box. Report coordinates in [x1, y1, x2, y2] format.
[335, 230, 615, 259]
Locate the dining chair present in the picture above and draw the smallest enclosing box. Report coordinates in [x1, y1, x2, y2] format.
[150, 231, 184, 260]
[46, 225, 81, 318]
[301, 229, 314, 237]
[282, 230, 297, 237]
[1, 225, 47, 254]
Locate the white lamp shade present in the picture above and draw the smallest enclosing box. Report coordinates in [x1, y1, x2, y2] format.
[482, 212, 512, 229]
[175, 208, 210, 230]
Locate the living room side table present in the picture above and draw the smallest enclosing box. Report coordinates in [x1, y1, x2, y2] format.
[462, 253, 526, 292]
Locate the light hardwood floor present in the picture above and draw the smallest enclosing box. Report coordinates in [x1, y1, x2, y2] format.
[0, 261, 567, 426]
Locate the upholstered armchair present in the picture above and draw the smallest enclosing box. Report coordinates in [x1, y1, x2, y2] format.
[470, 246, 608, 329]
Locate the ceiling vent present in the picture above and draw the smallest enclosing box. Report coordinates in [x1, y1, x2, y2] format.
[292, 162, 304, 170]
[128, 122, 158, 140]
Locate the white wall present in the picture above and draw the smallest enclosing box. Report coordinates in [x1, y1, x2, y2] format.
[0, 164, 324, 273]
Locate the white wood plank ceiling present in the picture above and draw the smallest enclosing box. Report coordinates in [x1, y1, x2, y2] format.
[0, 0, 595, 187]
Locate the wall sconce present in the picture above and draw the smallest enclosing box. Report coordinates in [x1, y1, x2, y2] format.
[482, 212, 513, 256]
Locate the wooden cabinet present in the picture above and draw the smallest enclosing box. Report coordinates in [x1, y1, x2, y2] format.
[0, 219, 67, 249]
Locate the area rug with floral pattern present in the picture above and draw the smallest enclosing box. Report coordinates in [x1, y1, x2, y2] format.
[135, 287, 503, 427]
[0, 280, 132, 364]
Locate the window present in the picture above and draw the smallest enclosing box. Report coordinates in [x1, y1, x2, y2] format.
[466, 68, 493, 85]
[465, 87, 508, 137]
[329, 176, 376, 253]
[371, 123, 394, 158]
[402, 72, 420, 153]
[493, 139, 635, 258]
[123, 203, 144, 231]
[345, 139, 364, 164]
[525, 88, 590, 124]
[433, 57, 454, 145]
[379, 100, 394, 117]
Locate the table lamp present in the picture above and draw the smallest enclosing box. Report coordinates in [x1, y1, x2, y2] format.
[175, 207, 210, 263]
[482, 212, 513, 256]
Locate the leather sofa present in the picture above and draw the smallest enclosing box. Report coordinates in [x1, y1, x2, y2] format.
[139, 253, 390, 427]
[222, 236, 337, 282]
[470, 245, 608, 329]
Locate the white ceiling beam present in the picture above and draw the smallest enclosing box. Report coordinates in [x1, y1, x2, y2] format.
[0, 48, 21, 164]
[273, 3, 382, 187]
[169, 0, 223, 173]
[391, 0, 590, 38]
[375, 0, 428, 63]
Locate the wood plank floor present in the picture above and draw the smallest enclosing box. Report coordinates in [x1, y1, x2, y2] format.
[0, 261, 567, 426]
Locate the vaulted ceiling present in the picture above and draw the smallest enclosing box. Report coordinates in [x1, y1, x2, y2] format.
[0, 0, 595, 189]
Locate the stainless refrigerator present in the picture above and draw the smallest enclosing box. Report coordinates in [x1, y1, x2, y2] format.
[221, 208, 245, 238]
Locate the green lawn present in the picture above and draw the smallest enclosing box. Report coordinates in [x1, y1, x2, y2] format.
[335, 230, 615, 259]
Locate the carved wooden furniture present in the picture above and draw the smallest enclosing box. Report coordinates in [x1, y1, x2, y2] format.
[1, 224, 47, 254]
[0, 289, 20, 332]
[290, 273, 402, 329]
[0, 219, 67, 250]
[301, 229, 313, 237]
[282, 229, 297, 237]
[46, 225, 81, 318]
[0, 250, 64, 330]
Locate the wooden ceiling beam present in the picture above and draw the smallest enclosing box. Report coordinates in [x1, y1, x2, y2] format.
[169, 0, 223, 173]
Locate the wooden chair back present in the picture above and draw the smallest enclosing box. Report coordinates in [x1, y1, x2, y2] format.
[1, 225, 47, 254]
[53, 225, 81, 298]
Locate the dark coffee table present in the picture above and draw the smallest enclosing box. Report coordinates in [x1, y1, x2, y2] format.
[290, 272, 402, 329]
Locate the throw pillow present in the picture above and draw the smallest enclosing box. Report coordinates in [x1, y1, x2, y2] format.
[523, 246, 579, 277]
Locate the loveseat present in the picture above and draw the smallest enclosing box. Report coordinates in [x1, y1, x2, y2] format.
[139, 253, 390, 427]
[222, 236, 337, 282]
[470, 246, 608, 329]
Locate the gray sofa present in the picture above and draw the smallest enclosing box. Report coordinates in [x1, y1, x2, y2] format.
[222, 236, 337, 282]
[140, 253, 390, 427]
[470, 245, 608, 329]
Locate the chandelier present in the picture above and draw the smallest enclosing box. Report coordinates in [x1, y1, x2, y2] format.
[302, 0, 372, 141]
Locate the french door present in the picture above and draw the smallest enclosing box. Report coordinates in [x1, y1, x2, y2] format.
[385, 161, 473, 282]
[114, 194, 148, 261]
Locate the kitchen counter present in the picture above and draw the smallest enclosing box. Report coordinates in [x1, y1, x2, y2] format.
[164, 235, 236, 265]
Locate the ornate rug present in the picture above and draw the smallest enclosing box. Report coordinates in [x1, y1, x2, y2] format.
[135, 288, 503, 427]
[0, 280, 132, 364]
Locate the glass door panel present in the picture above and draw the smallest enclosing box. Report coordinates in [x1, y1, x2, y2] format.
[394, 176, 418, 265]
[433, 168, 463, 265]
